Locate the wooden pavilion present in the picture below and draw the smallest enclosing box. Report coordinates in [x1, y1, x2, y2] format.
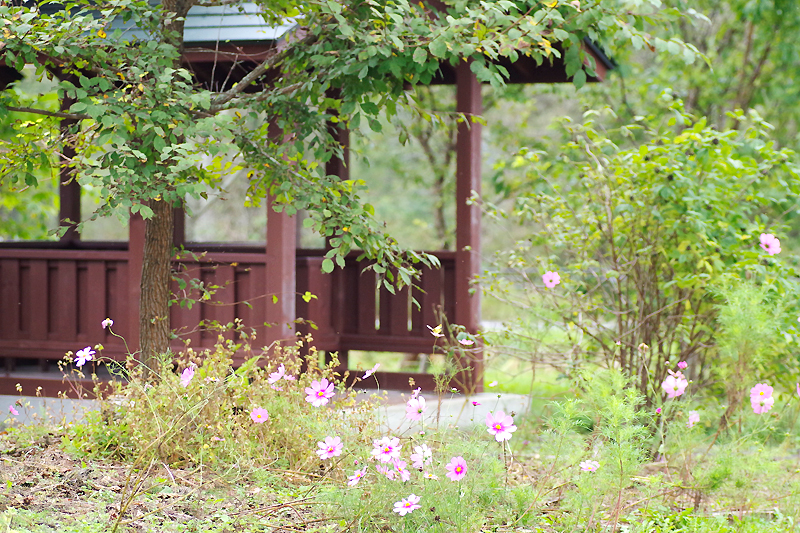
[0, 4, 612, 396]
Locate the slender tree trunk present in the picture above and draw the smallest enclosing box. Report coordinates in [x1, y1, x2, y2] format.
[139, 199, 174, 380]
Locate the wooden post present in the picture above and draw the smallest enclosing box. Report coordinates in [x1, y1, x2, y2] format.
[454, 61, 483, 391]
[325, 120, 350, 369]
[59, 97, 80, 244]
[264, 193, 296, 351]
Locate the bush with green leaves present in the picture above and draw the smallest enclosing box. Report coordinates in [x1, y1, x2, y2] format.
[485, 97, 800, 401]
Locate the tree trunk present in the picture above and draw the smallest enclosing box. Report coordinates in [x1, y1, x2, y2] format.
[139, 199, 174, 380]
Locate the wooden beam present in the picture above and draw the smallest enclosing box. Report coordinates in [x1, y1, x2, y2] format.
[454, 60, 483, 391]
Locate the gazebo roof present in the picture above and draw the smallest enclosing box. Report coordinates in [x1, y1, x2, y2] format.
[106, 3, 296, 46]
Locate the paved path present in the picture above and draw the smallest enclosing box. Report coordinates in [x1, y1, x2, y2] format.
[1, 390, 530, 431]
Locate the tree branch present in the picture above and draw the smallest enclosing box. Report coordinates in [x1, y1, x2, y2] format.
[4, 106, 89, 121]
[208, 31, 316, 112]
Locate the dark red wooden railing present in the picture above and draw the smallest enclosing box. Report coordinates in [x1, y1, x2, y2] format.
[0, 243, 455, 371]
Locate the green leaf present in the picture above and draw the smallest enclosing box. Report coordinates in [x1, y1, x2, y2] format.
[412, 47, 427, 64]
[428, 38, 447, 58]
[321, 258, 334, 273]
[572, 69, 586, 90]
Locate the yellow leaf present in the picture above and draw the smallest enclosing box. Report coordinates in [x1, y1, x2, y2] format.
[545, 0, 558, 7]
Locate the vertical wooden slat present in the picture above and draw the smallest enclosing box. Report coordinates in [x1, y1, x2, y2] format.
[357, 262, 377, 335]
[19, 262, 30, 336]
[199, 266, 215, 346]
[249, 263, 268, 348]
[82, 261, 105, 344]
[28, 260, 48, 340]
[113, 261, 130, 341]
[214, 264, 236, 342]
[234, 266, 251, 327]
[47, 264, 58, 337]
[57, 260, 78, 341]
[0, 260, 21, 339]
[421, 263, 443, 329]
[388, 283, 410, 337]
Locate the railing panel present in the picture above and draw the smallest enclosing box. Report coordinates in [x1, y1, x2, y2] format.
[0, 247, 462, 380]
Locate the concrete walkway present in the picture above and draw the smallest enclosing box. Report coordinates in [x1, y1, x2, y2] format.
[1, 387, 530, 433]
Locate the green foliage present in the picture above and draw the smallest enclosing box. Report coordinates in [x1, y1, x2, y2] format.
[63, 330, 373, 469]
[593, 0, 800, 150]
[485, 97, 800, 400]
[0, 0, 696, 278]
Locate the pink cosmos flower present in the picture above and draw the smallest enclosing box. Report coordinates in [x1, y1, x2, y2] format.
[760, 233, 781, 255]
[376, 464, 396, 480]
[250, 407, 269, 423]
[542, 271, 561, 288]
[750, 383, 773, 402]
[74, 346, 95, 367]
[655, 407, 662, 415]
[305, 378, 335, 407]
[445, 456, 467, 481]
[472, 401, 481, 406]
[393, 459, 411, 482]
[486, 410, 517, 442]
[687, 411, 700, 428]
[488, 381, 498, 388]
[180, 366, 195, 388]
[459, 338, 475, 346]
[796, 383, 800, 399]
[677, 361, 688, 370]
[101, 318, 113, 329]
[8, 406, 19, 416]
[661, 373, 688, 399]
[348, 467, 367, 486]
[362, 363, 380, 379]
[371, 436, 401, 463]
[422, 471, 438, 480]
[579, 460, 600, 472]
[410, 444, 432, 469]
[751, 395, 775, 414]
[406, 396, 426, 421]
[393, 494, 421, 516]
[316, 436, 343, 460]
[268, 364, 286, 384]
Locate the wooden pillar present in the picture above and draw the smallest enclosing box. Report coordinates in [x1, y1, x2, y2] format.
[326, 124, 350, 181]
[264, 193, 296, 351]
[59, 97, 80, 243]
[128, 212, 145, 353]
[454, 61, 482, 391]
[325, 121, 350, 367]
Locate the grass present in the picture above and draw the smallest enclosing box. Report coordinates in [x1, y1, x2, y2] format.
[2, 334, 799, 533]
